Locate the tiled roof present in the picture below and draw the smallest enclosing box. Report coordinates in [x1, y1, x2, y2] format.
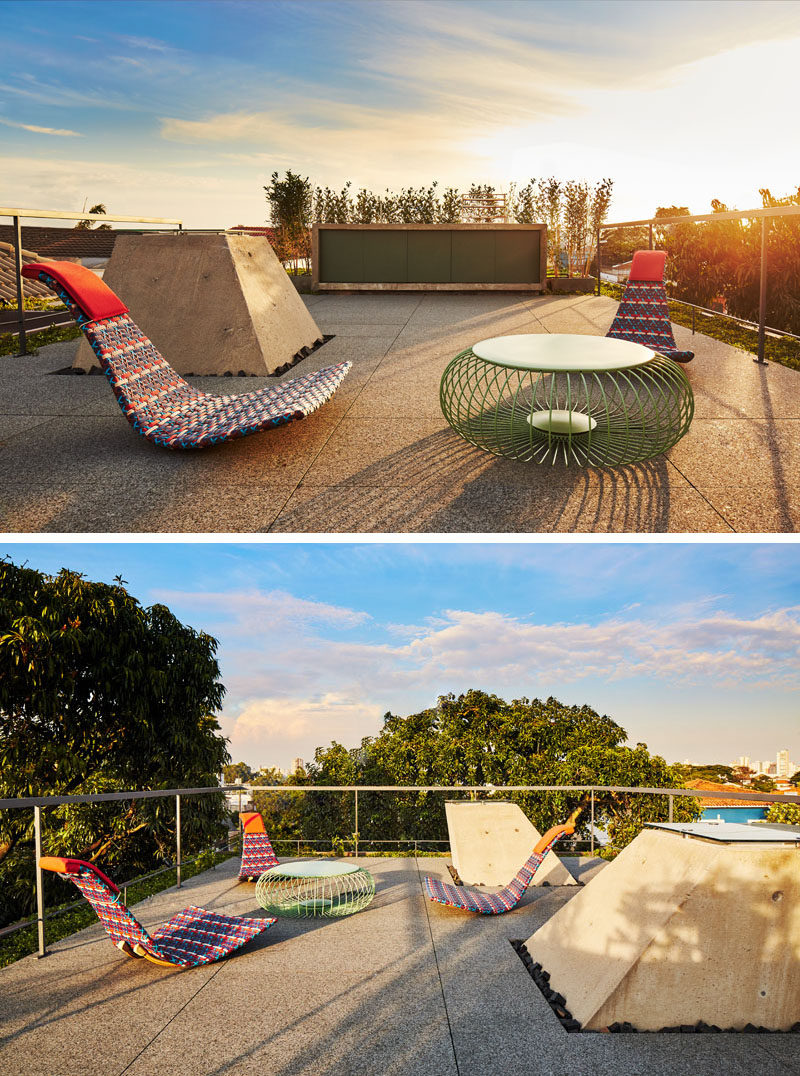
[0, 241, 56, 304]
[229, 225, 277, 240]
[0, 225, 132, 259]
[684, 779, 771, 808]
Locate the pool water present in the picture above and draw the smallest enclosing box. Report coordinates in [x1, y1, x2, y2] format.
[700, 807, 767, 823]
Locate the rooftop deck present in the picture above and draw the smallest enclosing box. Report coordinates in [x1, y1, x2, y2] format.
[2, 291, 799, 533]
[2, 856, 797, 1076]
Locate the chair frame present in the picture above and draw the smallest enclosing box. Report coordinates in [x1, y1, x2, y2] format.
[40, 856, 275, 967]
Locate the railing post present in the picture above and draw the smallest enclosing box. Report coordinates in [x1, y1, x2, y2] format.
[34, 805, 46, 957]
[755, 216, 769, 365]
[354, 789, 359, 858]
[175, 794, 182, 888]
[590, 790, 595, 856]
[648, 222, 653, 250]
[668, 795, 674, 823]
[596, 227, 601, 295]
[13, 214, 27, 356]
[692, 306, 696, 335]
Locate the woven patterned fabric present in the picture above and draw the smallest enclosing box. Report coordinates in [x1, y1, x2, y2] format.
[425, 825, 574, 915]
[63, 865, 154, 949]
[239, 832, 279, 880]
[606, 280, 694, 363]
[61, 863, 274, 966]
[148, 905, 272, 965]
[36, 271, 351, 450]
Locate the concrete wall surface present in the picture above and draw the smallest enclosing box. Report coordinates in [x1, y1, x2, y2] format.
[75, 233, 322, 375]
[526, 828, 800, 1030]
[445, 800, 577, 887]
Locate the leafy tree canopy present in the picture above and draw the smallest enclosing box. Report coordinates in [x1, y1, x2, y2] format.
[222, 761, 254, 784]
[0, 558, 230, 926]
[269, 690, 698, 854]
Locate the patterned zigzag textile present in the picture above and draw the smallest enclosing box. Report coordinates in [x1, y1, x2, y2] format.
[239, 812, 280, 881]
[605, 251, 693, 364]
[21, 261, 351, 450]
[424, 824, 570, 915]
[40, 858, 274, 966]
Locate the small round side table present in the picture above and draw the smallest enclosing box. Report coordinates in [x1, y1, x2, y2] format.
[255, 860, 375, 918]
[440, 334, 694, 466]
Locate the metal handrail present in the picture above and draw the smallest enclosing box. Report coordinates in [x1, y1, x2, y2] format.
[596, 201, 800, 363]
[3, 206, 183, 355]
[4, 781, 797, 958]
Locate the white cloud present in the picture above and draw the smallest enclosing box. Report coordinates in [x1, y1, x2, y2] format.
[0, 117, 81, 136]
[224, 693, 383, 767]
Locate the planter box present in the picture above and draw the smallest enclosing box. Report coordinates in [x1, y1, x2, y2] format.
[550, 276, 595, 294]
[313, 223, 547, 292]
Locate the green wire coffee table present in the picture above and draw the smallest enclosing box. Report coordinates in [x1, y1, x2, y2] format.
[255, 860, 375, 918]
[440, 334, 694, 466]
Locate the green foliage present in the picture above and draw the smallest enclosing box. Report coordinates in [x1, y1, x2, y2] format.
[262, 690, 697, 854]
[222, 761, 254, 784]
[750, 775, 776, 792]
[790, 770, 800, 786]
[765, 803, 800, 825]
[652, 189, 800, 336]
[75, 203, 112, 230]
[675, 763, 737, 784]
[0, 558, 230, 928]
[0, 323, 81, 357]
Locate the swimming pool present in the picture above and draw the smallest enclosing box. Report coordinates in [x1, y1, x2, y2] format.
[700, 807, 767, 823]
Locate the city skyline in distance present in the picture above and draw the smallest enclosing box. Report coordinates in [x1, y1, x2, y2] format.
[5, 541, 799, 772]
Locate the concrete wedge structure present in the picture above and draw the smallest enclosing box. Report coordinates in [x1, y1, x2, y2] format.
[446, 801, 577, 887]
[74, 233, 323, 376]
[525, 825, 800, 1031]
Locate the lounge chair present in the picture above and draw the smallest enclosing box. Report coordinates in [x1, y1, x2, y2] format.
[20, 260, 351, 449]
[605, 250, 694, 363]
[424, 813, 578, 915]
[39, 856, 275, 966]
[239, 812, 279, 881]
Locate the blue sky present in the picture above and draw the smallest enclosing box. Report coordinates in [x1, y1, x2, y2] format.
[2, 0, 800, 227]
[4, 541, 799, 772]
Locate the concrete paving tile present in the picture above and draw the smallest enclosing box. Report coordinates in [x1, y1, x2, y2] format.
[667, 418, 800, 491]
[0, 414, 53, 442]
[310, 321, 405, 339]
[271, 455, 730, 533]
[300, 415, 454, 486]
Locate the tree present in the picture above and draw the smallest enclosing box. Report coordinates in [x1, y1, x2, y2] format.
[296, 690, 698, 853]
[0, 558, 229, 927]
[750, 775, 776, 792]
[264, 171, 313, 271]
[222, 762, 254, 784]
[75, 203, 112, 230]
[790, 770, 800, 786]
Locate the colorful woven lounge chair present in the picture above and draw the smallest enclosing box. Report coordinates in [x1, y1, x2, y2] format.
[40, 856, 275, 966]
[605, 250, 694, 363]
[20, 260, 351, 449]
[239, 811, 279, 881]
[424, 813, 579, 915]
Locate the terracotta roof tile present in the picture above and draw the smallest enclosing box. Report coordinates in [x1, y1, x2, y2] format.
[0, 241, 56, 304]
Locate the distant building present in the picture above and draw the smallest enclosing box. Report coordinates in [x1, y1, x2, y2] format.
[291, 757, 304, 774]
[777, 749, 791, 777]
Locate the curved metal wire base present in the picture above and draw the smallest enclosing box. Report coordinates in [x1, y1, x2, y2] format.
[255, 866, 375, 918]
[440, 348, 694, 466]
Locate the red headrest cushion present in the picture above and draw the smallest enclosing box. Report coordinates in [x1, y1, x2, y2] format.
[21, 261, 129, 321]
[629, 250, 667, 282]
[39, 856, 121, 893]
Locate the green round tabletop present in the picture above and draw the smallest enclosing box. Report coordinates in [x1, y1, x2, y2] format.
[472, 333, 655, 372]
[262, 859, 364, 879]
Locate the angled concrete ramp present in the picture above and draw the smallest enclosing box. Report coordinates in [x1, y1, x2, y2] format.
[445, 800, 577, 887]
[74, 233, 323, 375]
[526, 825, 800, 1030]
